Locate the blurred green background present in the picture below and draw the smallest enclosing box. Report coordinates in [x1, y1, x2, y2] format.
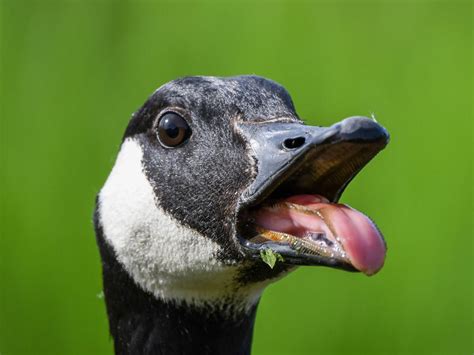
[1, 0, 472, 354]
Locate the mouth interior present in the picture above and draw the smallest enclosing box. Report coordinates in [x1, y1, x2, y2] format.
[239, 141, 387, 276]
[249, 194, 386, 275]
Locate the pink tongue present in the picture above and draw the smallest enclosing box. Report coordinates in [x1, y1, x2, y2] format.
[254, 194, 386, 275]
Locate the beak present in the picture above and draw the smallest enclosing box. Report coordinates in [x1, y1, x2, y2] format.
[236, 116, 390, 271]
[238, 116, 390, 206]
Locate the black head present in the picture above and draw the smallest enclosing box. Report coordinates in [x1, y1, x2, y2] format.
[96, 75, 389, 310]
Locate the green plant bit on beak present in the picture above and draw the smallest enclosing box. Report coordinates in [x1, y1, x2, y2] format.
[251, 227, 349, 261]
[260, 248, 284, 269]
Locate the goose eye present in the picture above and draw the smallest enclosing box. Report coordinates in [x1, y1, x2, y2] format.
[157, 112, 191, 147]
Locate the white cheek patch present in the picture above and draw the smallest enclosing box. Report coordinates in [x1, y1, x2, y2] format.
[98, 138, 266, 310]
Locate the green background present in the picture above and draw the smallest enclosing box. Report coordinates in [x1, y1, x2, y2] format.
[1, 1, 472, 354]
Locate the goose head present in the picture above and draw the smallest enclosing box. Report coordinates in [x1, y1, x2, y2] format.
[96, 75, 389, 314]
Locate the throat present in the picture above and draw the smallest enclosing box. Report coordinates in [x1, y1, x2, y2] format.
[96, 228, 259, 355]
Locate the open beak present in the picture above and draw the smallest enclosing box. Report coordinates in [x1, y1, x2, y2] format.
[236, 116, 390, 275]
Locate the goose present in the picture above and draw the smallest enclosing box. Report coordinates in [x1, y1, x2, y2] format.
[94, 75, 389, 355]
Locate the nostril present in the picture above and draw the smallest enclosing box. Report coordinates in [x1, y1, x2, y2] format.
[283, 137, 306, 150]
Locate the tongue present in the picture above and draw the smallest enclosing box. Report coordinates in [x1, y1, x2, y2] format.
[254, 194, 386, 275]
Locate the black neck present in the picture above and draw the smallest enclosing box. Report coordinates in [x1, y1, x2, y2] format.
[96, 229, 258, 355]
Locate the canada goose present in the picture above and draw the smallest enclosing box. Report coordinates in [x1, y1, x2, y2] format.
[94, 75, 389, 355]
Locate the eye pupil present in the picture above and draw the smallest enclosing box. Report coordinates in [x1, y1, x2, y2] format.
[157, 112, 191, 147]
[165, 125, 179, 139]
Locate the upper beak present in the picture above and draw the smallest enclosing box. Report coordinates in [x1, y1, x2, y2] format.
[237, 116, 390, 206]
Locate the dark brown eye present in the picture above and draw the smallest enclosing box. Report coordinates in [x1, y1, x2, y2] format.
[157, 112, 191, 147]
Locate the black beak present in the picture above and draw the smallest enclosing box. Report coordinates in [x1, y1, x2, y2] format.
[236, 116, 389, 270]
[238, 116, 390, 206]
